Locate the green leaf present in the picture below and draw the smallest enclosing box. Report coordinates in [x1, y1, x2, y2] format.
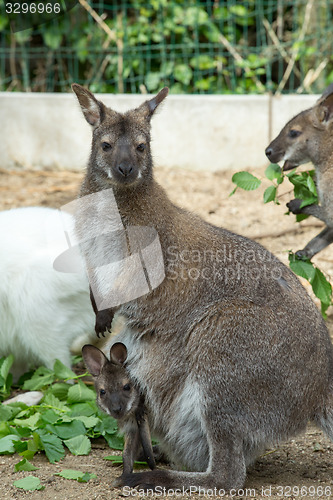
[103, 433, 124, 450]
[55, 469, 96, 482]
[263, 186, 277, 204]
[64, 435, 91, 456]
[23, 367, 55, 391]
[145, 72, 162, 92]
[13, 476, 44, 491]
[14, 458, 39, 472]
[0, 355, 14, 381]
[67, 381, 96, 403]
[43, 29, 63, 50]
[104, 454, 123, 463]
[37, 431, 65, 463]
[265, 163, 283, 183]
[306, 175, 317, 195]
[48, 420, 86, 440]
[42, 392, 70, 413]
[14, 412, 41, 431]
[53, 360, 77, 381]
[231, 172, 261, 191]
[0, 434, 20, 454]
[311, 268, 332, 307]
[289, 253, 332, 316]
[74, 415, 100, 428]
[174, 64, 193, 86]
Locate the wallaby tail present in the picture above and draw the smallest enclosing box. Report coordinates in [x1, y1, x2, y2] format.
[316, 385, 333, 442]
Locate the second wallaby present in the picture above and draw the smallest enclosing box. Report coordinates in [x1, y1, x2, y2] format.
[73, 84, 333, 492]
[265, 84, 333, 259]
[82, 342, 155, 484]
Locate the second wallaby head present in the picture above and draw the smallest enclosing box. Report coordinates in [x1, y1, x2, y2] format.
[82, 342, 140, 420]
[72, 84, 168, 191]
[265, 83, 333, 170]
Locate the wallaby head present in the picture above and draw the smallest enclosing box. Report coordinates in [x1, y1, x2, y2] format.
[82, 342, 140, 419]
[72, 84, 168, 189]
[265, 83, 333, 170]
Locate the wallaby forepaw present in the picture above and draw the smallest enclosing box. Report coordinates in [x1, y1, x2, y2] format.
[295, 249, 311, 260]
[286, 198, 303, 214]
[95, 310, 114, 337]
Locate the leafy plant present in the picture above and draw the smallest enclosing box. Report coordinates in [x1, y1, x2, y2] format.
[230, 165, 332, 314]
[0, 357, 124, 466]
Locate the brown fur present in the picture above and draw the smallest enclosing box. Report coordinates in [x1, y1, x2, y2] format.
[73, 84, 333, 491]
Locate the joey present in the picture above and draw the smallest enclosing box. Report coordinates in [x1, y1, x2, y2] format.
[82, 342, 155, 483]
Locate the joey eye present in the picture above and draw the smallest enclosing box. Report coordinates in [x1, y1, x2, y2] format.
[288, 130, 302, 139]
[123, 384, 131, 391]
[102, 142, 112, 151]
[137, 143, 145, 152]
[99, 389, 106, 396]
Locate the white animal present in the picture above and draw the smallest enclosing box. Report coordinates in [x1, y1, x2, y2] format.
[0, 206, 95, 379]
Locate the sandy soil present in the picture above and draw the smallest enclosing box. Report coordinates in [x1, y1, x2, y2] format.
[0, 166, 332, 500]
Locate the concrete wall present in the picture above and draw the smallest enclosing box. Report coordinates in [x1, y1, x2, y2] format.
[0, 92, 319, 172]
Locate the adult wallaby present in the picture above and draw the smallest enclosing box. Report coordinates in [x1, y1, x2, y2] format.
[72, 83, 333, 491]
[82, 342, 155, 484]
[265, 84, 333, 259]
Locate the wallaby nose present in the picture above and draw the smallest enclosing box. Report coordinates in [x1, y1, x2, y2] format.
[265, 146, 272, 159]
[117, 163, 133, 177]
[112, 405, 122, 416]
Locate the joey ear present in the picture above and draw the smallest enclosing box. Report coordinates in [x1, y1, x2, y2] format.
[72, 83, 105, 127]
[135, 87, 169, 121]
[82, 344, 107, 376]
[110, 342, 128, 366]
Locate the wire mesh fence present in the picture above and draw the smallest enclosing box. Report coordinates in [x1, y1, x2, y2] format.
[0, 0, 332, 94]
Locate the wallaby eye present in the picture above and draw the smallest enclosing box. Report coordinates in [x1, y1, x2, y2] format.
[288, 129, 302, 139]
[137, 143, 145, 152]
[102, 142, 112, 151]
[99, 389, 106, 396]
[123, 384, 131, 391]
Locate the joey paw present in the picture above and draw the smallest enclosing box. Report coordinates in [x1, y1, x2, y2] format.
[286, 199, 302, 214]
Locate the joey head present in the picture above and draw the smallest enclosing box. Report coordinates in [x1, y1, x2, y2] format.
[73, 84, 333, 492]
[266, 83, 333, 259]
[82, 342, 155, 482]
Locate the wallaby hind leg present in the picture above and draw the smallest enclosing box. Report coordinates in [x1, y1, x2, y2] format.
[295, 226, 333, 260]
[315, 387, 333, 442]
[120, 430, 246, 491]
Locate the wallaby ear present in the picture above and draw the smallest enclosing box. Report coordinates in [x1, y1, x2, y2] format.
[135, 87, 169, 121]
[110, 342, 128, 366]
[316, 92, 333, 124]
[72, 83, 105, 127]
[82, 344, 107, 376]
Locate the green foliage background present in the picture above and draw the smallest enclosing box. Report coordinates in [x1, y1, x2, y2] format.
[0, 0, 333, 93]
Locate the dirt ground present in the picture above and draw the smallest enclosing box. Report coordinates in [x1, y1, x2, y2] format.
[0, 165, 333, 500]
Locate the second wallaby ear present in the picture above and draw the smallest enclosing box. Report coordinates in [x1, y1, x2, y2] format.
[82, 344, 108, 376]
[110, 342, 128, 366]
[135, 87, 169, 121]
[72, 83, 105, 127]
[316, 93, 333, 124]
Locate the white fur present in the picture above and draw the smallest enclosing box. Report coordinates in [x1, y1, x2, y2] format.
[0, 207, 95, 379]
